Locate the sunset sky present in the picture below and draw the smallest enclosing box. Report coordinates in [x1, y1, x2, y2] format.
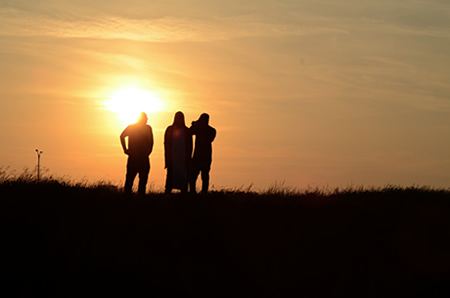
[1, 0, 449, 190]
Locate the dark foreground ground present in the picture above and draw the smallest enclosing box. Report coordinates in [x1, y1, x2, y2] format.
[1, 180, 450, 297]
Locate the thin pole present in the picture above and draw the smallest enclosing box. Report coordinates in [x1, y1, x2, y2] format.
[35, 149, 43, 181]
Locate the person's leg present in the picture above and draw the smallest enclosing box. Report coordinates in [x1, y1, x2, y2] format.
[125, 158, 137, 194]
[180, 183, 188, 194]
[137, 159, 150, 196]
[190, 163, 200, 194]
[200, 164, 211, 194]
[165, 167, 173, 194]
[180, 159, 190, 194]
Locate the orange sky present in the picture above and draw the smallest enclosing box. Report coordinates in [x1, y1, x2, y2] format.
[1, 1, 450, 190]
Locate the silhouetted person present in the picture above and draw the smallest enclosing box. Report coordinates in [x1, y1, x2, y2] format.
[120, 112, 154, 196]
[164, 111, 192, 193]
[190, 113, 216, 194]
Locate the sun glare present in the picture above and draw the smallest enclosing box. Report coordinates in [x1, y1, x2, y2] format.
[104, 85, 165, 125]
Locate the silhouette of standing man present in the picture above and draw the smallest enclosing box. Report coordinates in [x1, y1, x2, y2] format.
[120, 112, 154, 196]
[190, 113, 216, 194]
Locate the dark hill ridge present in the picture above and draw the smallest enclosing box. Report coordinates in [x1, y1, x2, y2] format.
[1, 180, 450, 297]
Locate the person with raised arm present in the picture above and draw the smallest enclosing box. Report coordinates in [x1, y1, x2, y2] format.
[120, 112, 154, 196]
[190, 113, 216, 194]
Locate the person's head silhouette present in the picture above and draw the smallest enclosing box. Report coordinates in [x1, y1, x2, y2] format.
[137, 112, 148, 125]
[199, 113, 209, 125]
[173, 111, 185, 127]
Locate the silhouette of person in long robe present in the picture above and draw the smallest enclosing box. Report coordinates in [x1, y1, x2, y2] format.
[164, 111, 192, 193]
[120, 112, 154, 196]
[190, 113, 216, 194]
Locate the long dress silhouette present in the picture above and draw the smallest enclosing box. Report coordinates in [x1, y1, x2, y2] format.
[164, 112, 192, 193]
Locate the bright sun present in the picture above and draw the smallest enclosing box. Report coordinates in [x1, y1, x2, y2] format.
[104, 85, 165, 125]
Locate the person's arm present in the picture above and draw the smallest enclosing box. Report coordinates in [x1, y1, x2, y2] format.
[164, 127, 170, 169]
[120, 127, 129, 155]
[148, 126, 154, 155]
[210, 127, 217, 143]
[190, 121, 198, 136]
[186, 127, 193, 160]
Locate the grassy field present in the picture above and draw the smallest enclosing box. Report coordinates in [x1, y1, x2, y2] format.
[1, 178, 450, 297]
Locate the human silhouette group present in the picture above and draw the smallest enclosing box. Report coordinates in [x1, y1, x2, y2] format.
[120, 112, 216, 196]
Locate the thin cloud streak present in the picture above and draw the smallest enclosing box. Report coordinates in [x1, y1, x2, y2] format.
[0, 7, 349, 42]
[2, 5, 450, 44]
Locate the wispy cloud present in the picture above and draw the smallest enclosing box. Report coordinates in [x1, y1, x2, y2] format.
[0, 7, 349, 42]
[2, 1, 450, 44]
